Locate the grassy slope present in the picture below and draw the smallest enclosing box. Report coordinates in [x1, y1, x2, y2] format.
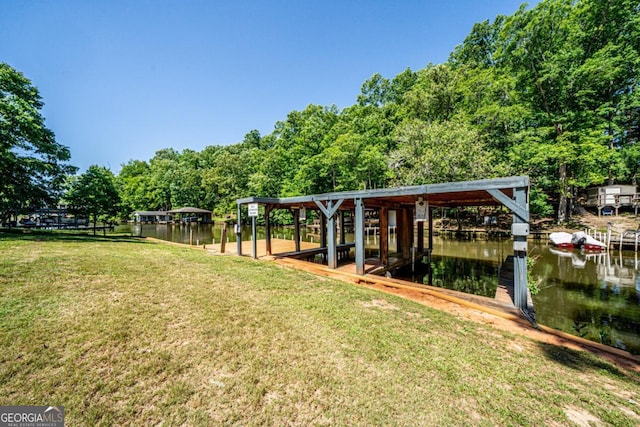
[0, 233, 639, 426]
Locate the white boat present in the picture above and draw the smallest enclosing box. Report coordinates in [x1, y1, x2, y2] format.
[549, 231, 606, 251]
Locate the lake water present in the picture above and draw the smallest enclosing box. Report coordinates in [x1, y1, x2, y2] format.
[118, 223, 640, 355]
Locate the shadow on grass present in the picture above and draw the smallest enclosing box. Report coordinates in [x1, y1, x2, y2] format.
[538, 342, 640, 380]
[0, 228, 148, 244]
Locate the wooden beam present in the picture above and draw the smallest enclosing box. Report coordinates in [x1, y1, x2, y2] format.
[265, 205, 272, 256]
[512, 186, 529, 310]
[293, 208, 301, 252]
[327, 202, 338, 269]
[487, 188, 529, 222]
[380, 207, 389, 267]
[238, 176, 530, 210]
[355, 198, 365, 275]
[417, 220, 424, 254]
[251, 215, 257, 259]
[427, 206, 433, 285]
[320, 213, 327, 248]
[400, 208, 411, 259]
[314, 199, 344, 218]
[236, 204, 242, 256]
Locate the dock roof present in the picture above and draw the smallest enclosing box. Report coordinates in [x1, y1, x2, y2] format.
[167, 207, 212, 214]
[238, 176, 529, 219]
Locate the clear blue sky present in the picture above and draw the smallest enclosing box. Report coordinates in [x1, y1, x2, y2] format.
[1, 1, 535, 173]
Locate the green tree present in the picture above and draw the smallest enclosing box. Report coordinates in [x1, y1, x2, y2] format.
[117, 159, 154, 217]
[402, 64, 459, 122]
[148, 148, 180, 210]
[498, 0, 639, 221]
[65, 165, 120, 234]
[0, 63, 76, 225]
[388, 119, 499, 186]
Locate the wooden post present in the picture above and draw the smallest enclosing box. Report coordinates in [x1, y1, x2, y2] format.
[620, 232, 623, 251]
[327, 201, 337, 268]
[220, 226, 227, 253]
[427, 206, 433, 285]
[417, 220, 424, 254]
[320, 213, 327, 248]
[236, 205, 242, 256]
[314, 199, 344, 268]
[355, 198, 365, 275]
[293, 209, 301, 252]
[265, 205, 272, 256]
[251, 215, 257, 259]
[513, 186, 529, 310]
[395, 209, 403, 253]
[380, 207, 388, 267]
[339, 210, 346, 245]
[400, 208, 411, 259]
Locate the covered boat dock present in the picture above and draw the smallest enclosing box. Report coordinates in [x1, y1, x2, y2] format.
[236, 176, 530, 311]
[167, 207, 213, 223]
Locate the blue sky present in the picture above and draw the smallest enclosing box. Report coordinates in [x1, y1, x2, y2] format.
[1, 1, 535, 173]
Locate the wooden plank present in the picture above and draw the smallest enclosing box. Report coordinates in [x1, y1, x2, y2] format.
[265, 205, 272, 255]
[293, 209, 301, 252]
[400, 208, 411, 259]
[207, 238, 318, 257]
[417, 221, 424, 253]
[380, 207, 388, 267]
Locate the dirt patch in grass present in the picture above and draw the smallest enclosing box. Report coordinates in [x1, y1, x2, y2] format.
[360, 299, 399, 311]
[564, 406, 602, 427]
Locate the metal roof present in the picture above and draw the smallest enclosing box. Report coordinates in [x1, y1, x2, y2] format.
[238, 176, 529, 211]
[133, 211, 170, 216]
[167, 207, 213, 214]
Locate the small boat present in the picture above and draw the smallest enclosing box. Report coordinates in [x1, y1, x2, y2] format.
[549, 231, 607, 251]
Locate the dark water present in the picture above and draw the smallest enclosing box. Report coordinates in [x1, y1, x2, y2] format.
[530, 248, 640, 355]
[427, 237, 640, 355]
[117, 224, 640, 355]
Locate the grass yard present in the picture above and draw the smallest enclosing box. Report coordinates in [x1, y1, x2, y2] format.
[1, 232, 639, 426]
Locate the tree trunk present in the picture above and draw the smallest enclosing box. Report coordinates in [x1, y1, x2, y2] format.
[557, 162, 568, 224]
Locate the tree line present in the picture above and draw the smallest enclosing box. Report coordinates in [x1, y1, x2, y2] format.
[2, 0, 639, 226]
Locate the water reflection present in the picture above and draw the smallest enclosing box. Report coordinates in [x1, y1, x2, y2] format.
[530, 245, 640, 355]
[423, 256, 500, 298]
[118, 223, 640, 354]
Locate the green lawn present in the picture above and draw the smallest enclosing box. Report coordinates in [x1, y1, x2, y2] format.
[1, 232, 639, 426]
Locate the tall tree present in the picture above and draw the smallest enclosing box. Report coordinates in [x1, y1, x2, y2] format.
[388, 119, 499, 186]
[65, 165, 120, 234]
[117, 159, 154, 216]
[0, 63, 76, 224]
[499, 0, 588, 222]
[499, 0, 639, 222]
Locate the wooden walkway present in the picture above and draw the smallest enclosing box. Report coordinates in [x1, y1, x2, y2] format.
[205, 238, 319, 256]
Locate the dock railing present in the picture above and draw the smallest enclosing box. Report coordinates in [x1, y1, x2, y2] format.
[584, 227, 640, 252]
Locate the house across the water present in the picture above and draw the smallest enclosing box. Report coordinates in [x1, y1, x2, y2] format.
[584, 184, 639, 216]
[132, 211, 173, 223]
